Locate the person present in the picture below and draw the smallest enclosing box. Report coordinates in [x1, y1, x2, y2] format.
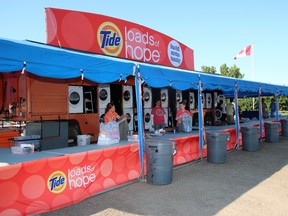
[226, 98, 235, 124]
[270, 98, 276, 117]
[151, 100, 166, 130]
[262, 98, 269, 119]
[104, 102, 129, 140]
[219, 100, 227, 122]
[175, 101, 192, 131]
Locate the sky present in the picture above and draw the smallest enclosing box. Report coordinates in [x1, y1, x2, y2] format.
[1, 0, 287, 86]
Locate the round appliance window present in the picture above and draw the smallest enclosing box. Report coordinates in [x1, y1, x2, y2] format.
[190, 95, 194, 104]
[100, 114, 105, 123]
[99, 89, 108, 101]
[126, 113, 131, 123]
[215, 109, 222, 119]
[124, 90, 131, 101]
[69, 92, 80, 105]
[145, 113, 150, 123]
[144, 92, 150, 102]
[161, 92, 167, 102]
[176, 93, 181, 102]
[207, 96, 211, 104]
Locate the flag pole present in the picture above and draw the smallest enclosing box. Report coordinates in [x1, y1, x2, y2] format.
[251, 43, 255, 110]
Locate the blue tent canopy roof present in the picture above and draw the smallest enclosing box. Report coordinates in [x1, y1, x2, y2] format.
[0, 38, 135, 83]
[1, 38, 288, 96]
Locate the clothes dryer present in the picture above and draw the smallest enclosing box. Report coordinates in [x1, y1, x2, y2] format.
[176, 90, 182, 109]
[144, 108, 152, 130]
[161, 88, 169, 108]
[143, 87, 152, 108]
[206, 93, 212, 109]
[124, 108, 134, 131]
[98, 84, 110, 109]
[189, 91, 195, 110]
[99, 108, 106, 124]
[68, 86, 84, 113]
[123, 85, 133, 108]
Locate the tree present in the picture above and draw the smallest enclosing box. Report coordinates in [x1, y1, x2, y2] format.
[201, 64, 244, 78]
[201, 66, 217, 74]
[220, 64, 244, 78]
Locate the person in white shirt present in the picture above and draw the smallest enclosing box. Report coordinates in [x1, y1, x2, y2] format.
[226, 98, 235, 124]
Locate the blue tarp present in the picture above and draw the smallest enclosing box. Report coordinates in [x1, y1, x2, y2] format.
[0, 38, 135, 83]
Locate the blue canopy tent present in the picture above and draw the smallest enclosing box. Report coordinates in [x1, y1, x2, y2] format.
[137, 62, 288, 153]
[1, 37, 288, 177]
[0, 38, 135, 82]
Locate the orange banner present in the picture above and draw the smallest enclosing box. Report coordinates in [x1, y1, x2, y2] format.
[0, 144, 140, 215]
[46, 8, 194, 71]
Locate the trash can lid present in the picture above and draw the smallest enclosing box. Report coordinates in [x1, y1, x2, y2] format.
[206, 131, 230, 136]
[241, 126, 259, 132]
[264, 122, 280, 128]
[264, 121, 279, 124]
[145, 139, 175, 146]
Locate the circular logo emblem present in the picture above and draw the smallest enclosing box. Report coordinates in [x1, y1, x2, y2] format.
[47, 171, 67, 194]
[167, 40, 183, 67]
[97, 22, 123, 56]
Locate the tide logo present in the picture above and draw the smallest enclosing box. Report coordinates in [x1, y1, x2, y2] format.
[97, 22, 123, 56]
[47, 171, 67, 194]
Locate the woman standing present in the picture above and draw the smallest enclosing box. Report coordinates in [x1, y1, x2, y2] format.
[104, 102, 129, 140]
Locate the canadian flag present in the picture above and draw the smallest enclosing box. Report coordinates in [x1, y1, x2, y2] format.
[234, 44, 253, 60]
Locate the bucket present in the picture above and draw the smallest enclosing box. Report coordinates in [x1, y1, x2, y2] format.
[77, 135, 91, 146]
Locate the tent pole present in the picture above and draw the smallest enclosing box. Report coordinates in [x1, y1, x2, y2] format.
[234, 83, 240, 149]
[258, 87, 263, 139]
[135, 65, 145, 181]
[275, 91, 279, 122]
[198, 77, 204, 159]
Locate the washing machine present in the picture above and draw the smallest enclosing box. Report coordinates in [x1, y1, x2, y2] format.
[98, 84, 110, 109]
[215, 109, 222, 122]
[176, 90, 182, 109]
[201, 92, 206, 108]
[189, 92, 195, 110]
[206, 93, 212, 109]
[123, 85, 133, 108]
[161, 88, 169, 108]
[124, 108, 134, 131]
[214, 92, 218, 108]
[99, 108, 106, 124]
[143, 87, 152, 108]
[217, 94, 225, 103]
[164, 107, 169, 127]
[68, 86, 84, 113]
[144, 108, 152, 130]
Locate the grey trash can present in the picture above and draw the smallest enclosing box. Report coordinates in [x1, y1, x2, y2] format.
[241, 126, 259, 151]
[264, 122, 279, 143]
[206, 131, 229, 164]
[145, 140, 175, 185]
[280, 119, 288, 137]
